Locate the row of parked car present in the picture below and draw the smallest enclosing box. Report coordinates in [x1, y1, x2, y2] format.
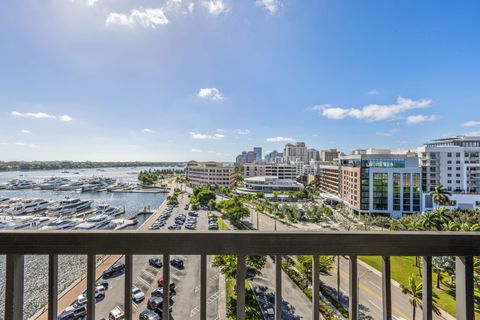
[139, 257, 185, 319]
[149, 205, 176, 230]
[208, 214, 219, 230]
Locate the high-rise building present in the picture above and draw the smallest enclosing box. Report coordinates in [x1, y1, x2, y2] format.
[320, 149, 340, 162]
[186, 161, 235, 188]
[264, 150, 283, 163]
[421, 135, 480, 210]
[284, 142, 308, 163]
[308, 148, 320, 161]
[253, 147, 262, 161]
[235, 149, 259, 165]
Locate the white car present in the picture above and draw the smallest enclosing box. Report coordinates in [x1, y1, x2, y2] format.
[132, 287, 145, 302]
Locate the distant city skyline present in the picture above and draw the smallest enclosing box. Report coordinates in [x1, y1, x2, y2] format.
[1, 0, 480, 161]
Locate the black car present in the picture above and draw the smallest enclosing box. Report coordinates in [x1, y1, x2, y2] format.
[149, 257, 163, 268]
[102, 263, 125, 279]
[170, 258, 184, 269]
[58, 305, 87, 320]
[147, 296, 173, 313]
[139, 309, 161, 320]
[151, 287, 176, 298]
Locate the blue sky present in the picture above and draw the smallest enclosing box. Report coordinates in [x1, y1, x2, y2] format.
[1, 0, 480, 161]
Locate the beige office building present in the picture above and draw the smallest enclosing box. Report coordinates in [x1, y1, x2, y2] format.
[186, 161, 235, 188]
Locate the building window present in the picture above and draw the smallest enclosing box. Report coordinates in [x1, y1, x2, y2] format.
[447, 153, 452, 157]
[403, 173, 411, 212]
[393, 173, 401, 211]
[412, 173, 421, 212]
[373, 173, 388, 211]
[456, 153, 461, 157]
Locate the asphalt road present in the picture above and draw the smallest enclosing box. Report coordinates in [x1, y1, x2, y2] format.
[251, 257, 314, 320]
[242, 204, 448, 320]
[63, 194, 220, 320]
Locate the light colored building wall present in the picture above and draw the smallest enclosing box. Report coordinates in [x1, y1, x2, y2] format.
[186, 161, 234, 188]
[244, 163, 297, 180]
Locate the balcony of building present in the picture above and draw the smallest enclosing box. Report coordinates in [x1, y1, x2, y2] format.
[0, 231, 479, 320]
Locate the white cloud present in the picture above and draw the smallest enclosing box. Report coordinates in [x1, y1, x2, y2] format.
[190, 132, 224, 140]
[197, 87, 224, 101]
[266, 136, 295, 143]
[72, 0, 99, 6]
[13, 142, 38, 148]
[314, 96, 432, 122]
[188, 2, 195, 13]
[0, 142, 9, 145]
[375, 132, 394, 137]
[191, 148, 203, 152]
[11, 111, 56, 119]
[406, 114, 437, 124]
[202, 0, 228, 15]
[367, 89, 379, 95]
[59, 115, 73, 122]
[21, 129, 31, 134]
[106, 8, 169, 29]
[461, 121, 480, 127]
[143, 128, 156, 133]
[11, 111, 73, 122]
[234, 129, 250, 135]
[256, 0, 282, 14]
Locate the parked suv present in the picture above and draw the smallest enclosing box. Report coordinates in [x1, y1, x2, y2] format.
[58, 305, 87, 320]
[103, 263, 125, 279]
[170, 258, 184, 269]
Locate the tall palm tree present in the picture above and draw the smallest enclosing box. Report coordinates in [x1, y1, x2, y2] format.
[429, 185, 452, 208]
[401, 274, 441, 319]
[400, 275, 423, 320]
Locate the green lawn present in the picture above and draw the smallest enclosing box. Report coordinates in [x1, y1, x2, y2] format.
[360, 256, 480, 317]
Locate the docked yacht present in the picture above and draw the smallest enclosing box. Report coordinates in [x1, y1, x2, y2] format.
[74, 214, 114, 230]
[95, 203, 125, 217]
[6, 179, 36, 190]
[46, 198, 93, 216]
[39, 177, 70, 190]
[40, 218, 79, 230]
[58, 181, 86, 191]
[9, 198, 50, 215]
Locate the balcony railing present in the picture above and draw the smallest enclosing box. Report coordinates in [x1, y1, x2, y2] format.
[0, 231, 479, 320]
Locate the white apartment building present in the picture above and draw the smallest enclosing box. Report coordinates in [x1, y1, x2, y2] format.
[186, 161, 235, 188]
[244, 163, 297, 180]
[421, 135, 480, 210]
[284, 142, 308, 163]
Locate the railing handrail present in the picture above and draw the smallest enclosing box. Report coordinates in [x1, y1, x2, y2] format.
[0, 231, 479, 256]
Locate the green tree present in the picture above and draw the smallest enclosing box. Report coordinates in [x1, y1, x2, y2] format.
[429, 185, 452, 207]
[212, 255, 266, 278]
[233, 172, 244, 188]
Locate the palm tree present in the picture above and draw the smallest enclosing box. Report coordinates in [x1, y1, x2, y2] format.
[401, 275, 423, 320]
[429, 185, 452, 208]
[233, 172, 244, 188]
[421, 211, 441, 230]
[401, 274, 441, 319]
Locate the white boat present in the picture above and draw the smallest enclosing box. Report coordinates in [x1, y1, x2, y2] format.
[40, 219, 79, 230]
[74, 214, 114, 230]
[39, 177, 70, 190]
[6, 179, 36, 190]
[95, 203, 124, 217]
[9, 199, 50, 215]
[46, 198, 93, 216]
[58, 181, 86, 191]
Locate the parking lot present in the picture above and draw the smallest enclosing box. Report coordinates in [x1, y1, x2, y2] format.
[59, 194, 220, 320]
